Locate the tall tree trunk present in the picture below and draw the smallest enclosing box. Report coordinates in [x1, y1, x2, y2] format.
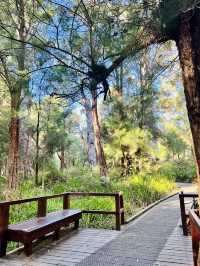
[8, 95, 20, 190]
[35, 109, 40, 186]
[60, 145, 65, 170]
[139, 51, 148, 129]
[19, 107, 31, 178]
[82, 97, 97, 166]
[176, 8, 200, 193]
[7, 0, 27, 191]
[24, 132, 30, 177]
[91, 90, 108, 176]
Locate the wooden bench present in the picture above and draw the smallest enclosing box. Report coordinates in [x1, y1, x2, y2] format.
[7, 209, 82, 256]
[0, 191, 124, 257]
[0, 193, 82, 257]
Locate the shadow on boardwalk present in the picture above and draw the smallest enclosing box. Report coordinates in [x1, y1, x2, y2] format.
[0, 184, 195, 266]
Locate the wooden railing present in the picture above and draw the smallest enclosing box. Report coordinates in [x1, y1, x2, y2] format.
[0, 191, 125, 233]
[179, 192, 198, 235]
[189, 210, 200, 266]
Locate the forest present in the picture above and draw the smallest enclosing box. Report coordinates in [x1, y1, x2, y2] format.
[0, 0, 198, 230]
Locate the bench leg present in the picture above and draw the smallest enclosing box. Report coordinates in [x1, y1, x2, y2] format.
[0, 236, 7, 257]
[74, 219, 79, 230]
[53, 229, 60, 241]
[24, 242, 32, 257]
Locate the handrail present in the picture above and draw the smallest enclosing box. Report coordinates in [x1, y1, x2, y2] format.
[0, 191, 122, 206]
[189, 210, 200, 266]
[180, 193, 198, 198]
[190, 210, 200, 231]
[0, 191, 124, 232]
[179, 191, 198, 236]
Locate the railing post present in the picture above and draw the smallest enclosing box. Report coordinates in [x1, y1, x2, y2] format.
[115, 193, 121, 231]
[179, 191, 188, 236]
[63, 194, 70, 210]
[37, 198, 47, 217]
[0, 205, 9, 257]
[120, 194, 125, 225]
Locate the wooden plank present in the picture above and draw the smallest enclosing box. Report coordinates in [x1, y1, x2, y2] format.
[153, 222, 193, 266]
[69, 192, 121, 197]
[82, 210, 116, 215]
[8, 210, 81, 232]
[2, 228, 119, 264]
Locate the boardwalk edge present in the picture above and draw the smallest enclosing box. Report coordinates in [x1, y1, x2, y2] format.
[125, 191, 179, 224]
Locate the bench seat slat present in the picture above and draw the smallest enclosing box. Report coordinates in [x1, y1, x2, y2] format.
[8, 209, 81, 233]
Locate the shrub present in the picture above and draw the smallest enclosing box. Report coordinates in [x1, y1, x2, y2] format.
[159, 160, 196, 182]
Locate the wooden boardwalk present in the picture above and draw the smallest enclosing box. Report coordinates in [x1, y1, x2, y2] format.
[77, 195, 193, 266]
[154, 223, 193, 266]
[0, 189, 194, 266]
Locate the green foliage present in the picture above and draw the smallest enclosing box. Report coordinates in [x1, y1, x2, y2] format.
[0, 82, 10, 170]
[41, 97, 71, 155]
[72, 197, 115, 228]
[0, 176, 6, 199]
[122, 174, 175, 208]
[52, 175, 110, 194]
[159, 160, 196, 182]
[164, 131, 187, 157]
[39, 160, 66, 183]
[103, 55, 192, 178]
[104, 126, 168, 175]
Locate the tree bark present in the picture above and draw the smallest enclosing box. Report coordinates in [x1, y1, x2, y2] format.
[7, 96, 20, 190]
[23, 132, 30, 177]
[35, 109, 40, 186]
[91, 90, 108, 176]
[60, 145, 65, 170]
[19, 104, 32, 179]
[176, 8, 200, 192]
[139, 51, 148, 129]
[82, 97, 97, 166]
